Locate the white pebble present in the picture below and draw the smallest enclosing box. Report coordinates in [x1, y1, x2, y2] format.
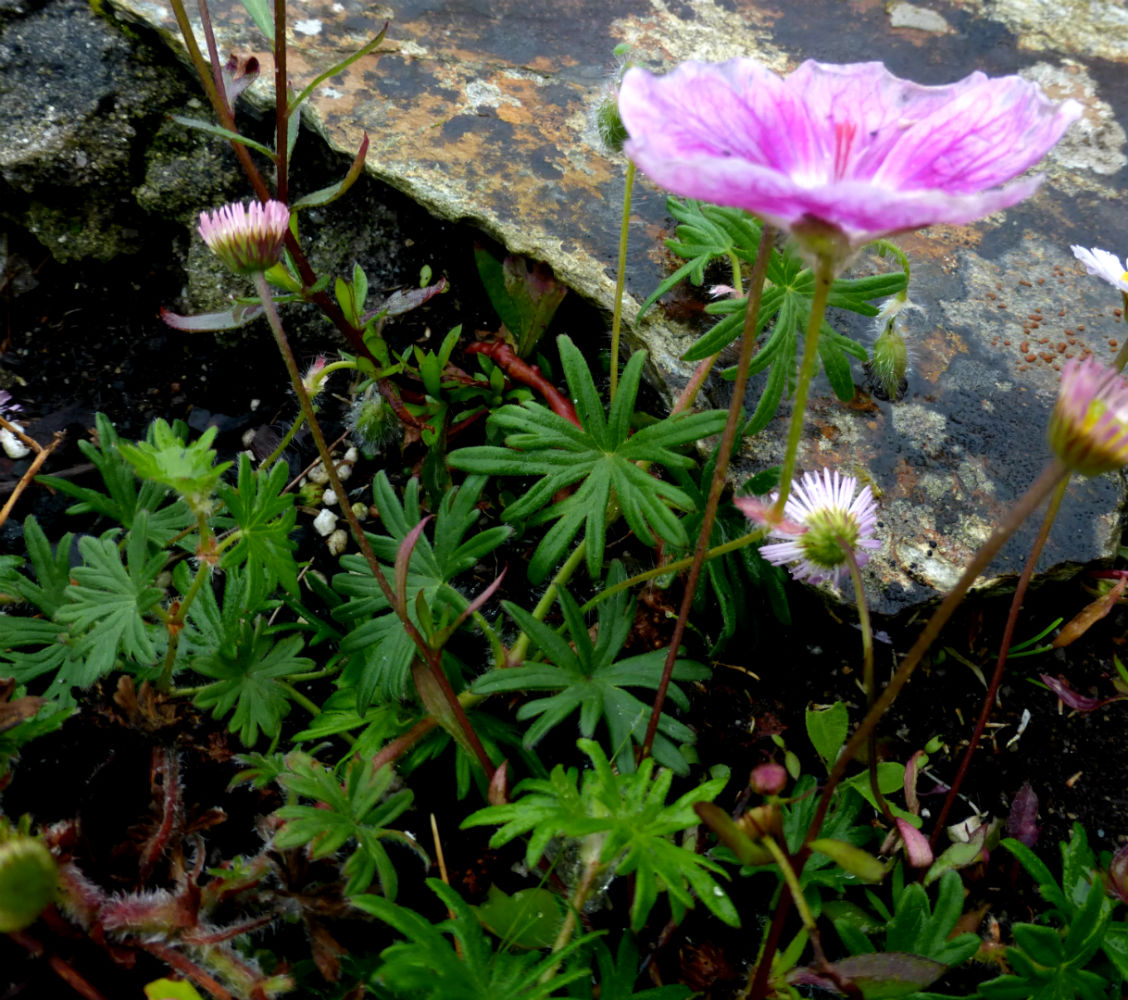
[312, 508, 337, 536]
[0, 425, 30, 460]
[308, 462, 330, 484]
[322, 487, 339, 506]
[343, 446, 358, 463]
[326, 528, 349, 556]
[351, 502, 369, 521]
[335, 462, 353, 481]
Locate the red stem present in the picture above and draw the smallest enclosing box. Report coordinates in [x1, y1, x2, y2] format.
[464, 341, 580, 427]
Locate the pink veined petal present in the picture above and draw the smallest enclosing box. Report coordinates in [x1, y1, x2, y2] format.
[618, 58, 1083, 247]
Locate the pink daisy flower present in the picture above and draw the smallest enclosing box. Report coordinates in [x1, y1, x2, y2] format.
[736, 468, 881, 586]
[618, 60, 1082, 256]
[1048, 356, 1128, 477]
[198, 200, 290, 275]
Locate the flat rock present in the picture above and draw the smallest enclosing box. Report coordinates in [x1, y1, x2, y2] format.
[107, 0, 1128, 613]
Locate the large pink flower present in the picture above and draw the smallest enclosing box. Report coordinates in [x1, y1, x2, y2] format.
[618, 60, 1082, 248]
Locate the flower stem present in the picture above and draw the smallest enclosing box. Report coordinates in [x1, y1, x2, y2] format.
[540, 854, 604, 984]
[251, 271, 494, 778]
[772, 255, 833, 518]
[928, 473, 1069, 847]
[609, 162, 636, 404]
[640, 224, 777, 761]
[843, 543, 893, 826]
[508, 540, 587, 667]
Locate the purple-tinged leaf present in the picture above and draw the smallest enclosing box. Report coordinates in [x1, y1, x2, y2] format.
[394, 516, 431, 615]
[488, 759, 509, 806]
[367, 277, 449, 321]
[897, 817, 934, 869]
[903, 749, 927, 816]
[160, 303, 264, 331]
[221, 54, 260, 102]
[789, 952, 948, 998]
[1041, 674, 1127, 713]
[1005, 782, 1041, 847]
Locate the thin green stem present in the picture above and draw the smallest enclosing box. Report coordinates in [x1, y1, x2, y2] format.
[928, 473, 1069, 847]
[609, 162, 636, 404]
[507, 540, 587, 667]
[760, 835, 816, 933]
[640, 224, 778, 761]
[261, 409, 307, 472]
[843, 543, 892, 827]
[578, 528, 767, 615]
[278, 680, 321, 719]
[157, 557, 211, 692]
[252, 271, 495, 778]
[771, 256, 833, 519]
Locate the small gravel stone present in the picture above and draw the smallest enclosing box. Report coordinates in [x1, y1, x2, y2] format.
[312, 508, 337, 536]
[308, 462, 330, 484]
[326, 528, 349, 556]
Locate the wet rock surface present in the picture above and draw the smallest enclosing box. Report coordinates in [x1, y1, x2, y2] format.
[7, 0, 1128, 612]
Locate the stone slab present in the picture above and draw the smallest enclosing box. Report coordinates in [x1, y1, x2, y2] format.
[107, 0, 1128, 613]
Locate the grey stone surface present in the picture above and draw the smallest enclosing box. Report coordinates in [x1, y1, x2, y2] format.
[8, 0, 1128, 613]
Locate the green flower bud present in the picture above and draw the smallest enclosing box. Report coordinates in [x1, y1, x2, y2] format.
[0, 835, 57, 932]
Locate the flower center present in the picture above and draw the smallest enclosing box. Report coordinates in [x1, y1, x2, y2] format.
[799, 507, 860, 570]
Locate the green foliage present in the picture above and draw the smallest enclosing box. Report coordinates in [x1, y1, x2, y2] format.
[332, 473, 510, 706]
[352, 878, 593, 999]
[215, 453, 299, 594]
[188, 566, 313, 746]
[463, 738, 737, 931]
[640, 198, 906, 434]
[271, 751, 421, 897]
[831, 870, 981, 981]
[448, 336, 727, 583]
[118, 418, 232, 513]
[37, 412, 192, 543]
[977, 825, 1127, 999]
[583, 935, 693, 1000]
[471, 563, 708, 774]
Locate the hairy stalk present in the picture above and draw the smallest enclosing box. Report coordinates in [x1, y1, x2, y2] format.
[771, 255, 833, 518]
[252, 271, 494, 778]
[609, 162, 636, 403]
[260, 409, 307, 472]
[748, 458, 1068, 1000]
[539, 852, 605, 984]
[928, 474, 1069, 847]
[843, 543, 893, 827]
[640, 224, 777, 761]
[156, 508, 216, 692]
[1113, 292, 1128, 370]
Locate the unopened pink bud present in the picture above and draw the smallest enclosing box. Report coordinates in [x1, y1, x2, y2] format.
[750, 762, 788, 796]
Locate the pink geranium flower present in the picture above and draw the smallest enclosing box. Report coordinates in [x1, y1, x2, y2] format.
[198, 200, 290, 275]
[618, 60, 1082, 253]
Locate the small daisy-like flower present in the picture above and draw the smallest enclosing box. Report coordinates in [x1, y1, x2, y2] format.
[197, 200, 290, 275]
[1070, 245, 1128, 294]
[1047, 356, 1128, 477]
[736, 468, 881, 586]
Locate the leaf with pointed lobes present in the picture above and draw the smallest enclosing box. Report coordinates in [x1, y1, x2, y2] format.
[789, 952, 947, 998]
[1005, 782, 1041, 847]
[694, 802, 773, 867]
[1053, 575, 1127, 647]
[808, 838, 887, 883]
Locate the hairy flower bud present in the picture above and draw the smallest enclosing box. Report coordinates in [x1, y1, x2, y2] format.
[749, 762, 788, 796]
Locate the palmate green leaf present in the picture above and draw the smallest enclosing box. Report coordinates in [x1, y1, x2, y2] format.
[272, 752, 420, 897]
[463, 739, 736, 931]
[589, 935, 693, 1000]
[192, 617, 312, 746]
[471, 564, 708, 774]
[353, 879, 594, 1000]
[118, 418, 232, 513]
[55, 511, 167, 684]
[449, 337, 727, 583]
[36, 413, 192, 544]
[216, 454, 299, 594]
[332, 473, 509, 705]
